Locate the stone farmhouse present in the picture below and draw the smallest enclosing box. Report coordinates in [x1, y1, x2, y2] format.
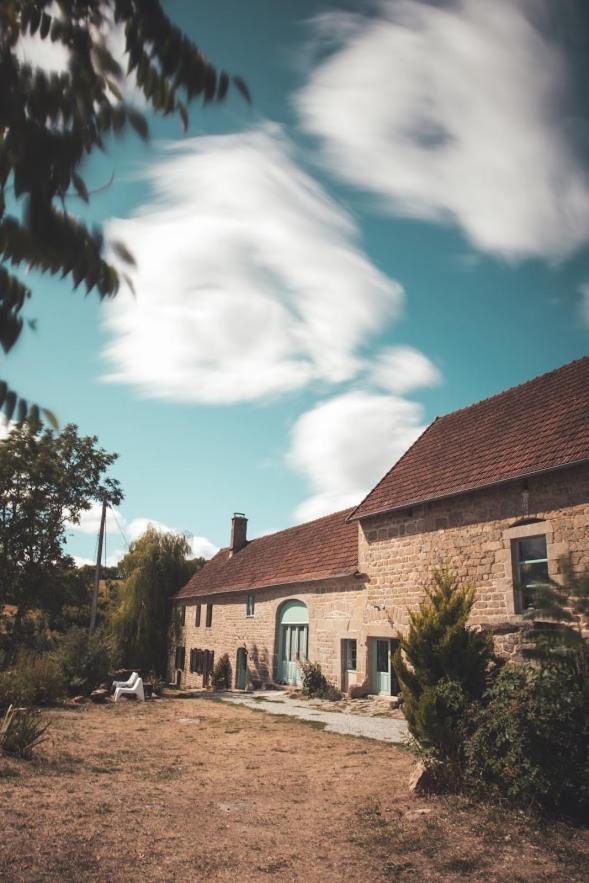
[171, 356, 589, 695]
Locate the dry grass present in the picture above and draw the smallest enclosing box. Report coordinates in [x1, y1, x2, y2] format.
[0, 698, 587, 882]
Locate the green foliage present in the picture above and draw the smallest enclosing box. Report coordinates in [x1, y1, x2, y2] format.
[1, 704, 49, 759]
[0, 652, 64, 707]
[465, 663, 589, 815]
[0, 0, 249, 424]
[211, 653, 232, 691]
[299, 660, 342, 700]
[522, 554, 589, 675]
[55, 627, 111, 695]
[0, 422, 121, 661]
[109, 527, 198, 676]
[393, 566, 493, 777]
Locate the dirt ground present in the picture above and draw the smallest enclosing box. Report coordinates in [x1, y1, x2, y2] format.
[1, 697, 587, 883]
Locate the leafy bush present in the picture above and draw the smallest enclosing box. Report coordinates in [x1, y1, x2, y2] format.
[465, 663, 589, 814]
[1, 705, 50, 759]
[299, 661, 342, 700]
[393, 567, 493, 784]
[0, 653, 65, 707]
[55, 627, 111, 695]
[211, 653, 232, 690]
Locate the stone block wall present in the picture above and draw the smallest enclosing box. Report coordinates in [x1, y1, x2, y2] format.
[358, 462, 589, 641]
[172, 576, 372, 691]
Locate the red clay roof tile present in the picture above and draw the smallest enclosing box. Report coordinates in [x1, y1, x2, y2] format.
[175, 508, 358, 600]
[349, 356, 589, 521]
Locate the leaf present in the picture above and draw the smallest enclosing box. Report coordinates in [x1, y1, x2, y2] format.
[72, 173, 89, 203]
[29, 6, 41, 36]
[16, 399, 27, 424]
[178, 101, 189, 132]
[106, 79, 123, 102]
[127, 109, 149, 141]
[4, 390, 16, 422]
[111, 240, 136, 267]
[40, 12, 51, 40]
[232, 76, 251, 105]
[217, 71, 229, 101]
[41, 408, 59, 430]
[0, 381, 7, 407]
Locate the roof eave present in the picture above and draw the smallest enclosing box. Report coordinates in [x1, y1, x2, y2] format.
[174, 566, 361, 602]
[347, 456, 589, 523]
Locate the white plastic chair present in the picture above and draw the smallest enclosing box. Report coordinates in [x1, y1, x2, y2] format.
[114, 677, 144, 702]
[111, 672, 139, 692]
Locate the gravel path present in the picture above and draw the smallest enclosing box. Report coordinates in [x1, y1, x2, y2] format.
[219, 691, 409, 744]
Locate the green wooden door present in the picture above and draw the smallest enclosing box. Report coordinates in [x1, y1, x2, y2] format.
[372, 639, 400, 695]
[374, 639, 391, 695]
[236, 647, 247, 690]
[277, 601, 309, 686]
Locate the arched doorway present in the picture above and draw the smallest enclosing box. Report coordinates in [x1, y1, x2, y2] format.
[277, 600, 308, 686]
[236, 647, 248, 690]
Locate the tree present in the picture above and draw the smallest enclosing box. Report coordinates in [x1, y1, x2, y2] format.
[109, 526, 202, 676]
[0, 0, 249, 423]
[393, 566, 493, 781]
[522, 553, 589, 677]
[0, 422, 122, 636]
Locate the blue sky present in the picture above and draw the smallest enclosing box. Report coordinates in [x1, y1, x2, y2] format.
[3, 0, 589, 564]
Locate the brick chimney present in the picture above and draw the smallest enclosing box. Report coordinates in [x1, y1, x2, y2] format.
[230, 512, 248, 554]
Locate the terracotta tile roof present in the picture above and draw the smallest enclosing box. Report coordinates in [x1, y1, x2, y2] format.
[350, 356, 589, 521]
[175, 508, 358, 600]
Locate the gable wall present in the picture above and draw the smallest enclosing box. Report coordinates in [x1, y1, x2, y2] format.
[359, 461, 589, 652]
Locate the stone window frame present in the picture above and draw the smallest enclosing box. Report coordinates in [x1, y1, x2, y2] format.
[205, 603, 213, 628]
[195, 604, 201, 627]
[501, 520, 553, 616]
[179, 605, 186, 626]
[246, 593, 255, 618]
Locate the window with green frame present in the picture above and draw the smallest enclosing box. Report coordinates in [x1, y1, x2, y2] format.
[512, 535, 549, 613]
[246, 593, 255, 617]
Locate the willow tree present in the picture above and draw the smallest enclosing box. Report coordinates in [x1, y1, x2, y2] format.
[0, 0, 249, 424]
[110, 526, 201, 676]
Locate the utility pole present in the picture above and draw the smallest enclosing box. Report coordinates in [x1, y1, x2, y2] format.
[90, 498, 107, 634]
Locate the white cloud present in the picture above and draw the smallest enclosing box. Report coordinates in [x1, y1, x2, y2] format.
[72, 555, 95, 568]
[103, 126, 403, 403]
[69, 507, 218, 561]
[296, 0, 589, 260]
[288, 390, 425, 522]
[0, 417, 13, 440]
[68, 501, 123, 536]
[125, 517, 218, 560]
[367, 345, 441, 394]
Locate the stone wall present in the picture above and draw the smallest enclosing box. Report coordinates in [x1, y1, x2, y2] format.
[171, 463, 589, 690]
[358, 462, 589, 640]
[172, 576, 373, 691]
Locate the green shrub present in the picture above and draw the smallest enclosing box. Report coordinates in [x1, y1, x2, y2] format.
[55, 627, 111, 695]
[299, 661, 342, 700]
[1, 705, 50, 759]
[393, 567, 494, 785]
[0, 653, 65, 707]
[211, 653, 232, 690]
[465, 662, 589, 814]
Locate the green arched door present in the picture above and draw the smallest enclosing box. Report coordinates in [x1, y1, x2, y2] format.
[277, 600, 308, 686]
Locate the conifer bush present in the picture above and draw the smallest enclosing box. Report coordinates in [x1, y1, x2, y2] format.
[299, 661, 342, 700]
[393, 566, 493, 784]
[211, 654, 232, 690]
